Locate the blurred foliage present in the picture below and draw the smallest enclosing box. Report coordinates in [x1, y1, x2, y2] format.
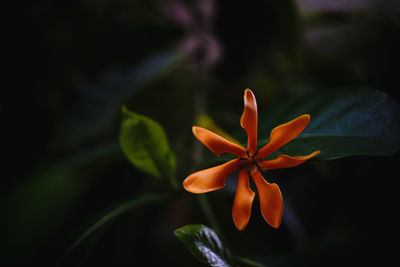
[260, 88, 400, 160]
[120, 106, 176, 182]
[2, 0, 400, 266]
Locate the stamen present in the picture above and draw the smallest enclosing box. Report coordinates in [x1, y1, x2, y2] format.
[248, 164, 258, 174]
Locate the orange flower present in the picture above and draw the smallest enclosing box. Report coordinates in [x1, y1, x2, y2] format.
[183, 89, 320, 230]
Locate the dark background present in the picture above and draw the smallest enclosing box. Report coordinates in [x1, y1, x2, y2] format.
[2, 0, 400, 266]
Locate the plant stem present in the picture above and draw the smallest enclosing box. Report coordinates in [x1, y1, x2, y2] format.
[197, 194, 222, 236]
[190, 39, 223, 238]
[192, 67, 208, 163]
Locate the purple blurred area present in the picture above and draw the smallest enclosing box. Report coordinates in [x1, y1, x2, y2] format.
[296, 0, 391, 13]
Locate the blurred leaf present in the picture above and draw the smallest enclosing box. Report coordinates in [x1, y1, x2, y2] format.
[1, 168, 84, 246]
[174, 224, 233, 267]
[62, 52, 183, 147]
[0, 143, 120, 257]
[278, 134, 399, 160]
[259, 88, 400, 160]
[196, 114, 241, 145]
[61, 193, 170, 266]
[120, 106, 176, 180]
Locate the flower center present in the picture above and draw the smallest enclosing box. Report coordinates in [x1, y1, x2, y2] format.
[241, 150, 261, 173]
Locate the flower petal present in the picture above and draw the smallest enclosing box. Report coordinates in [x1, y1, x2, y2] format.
[193, 126, 246, 158]
[250, 169, 283, 228]
[240, 89, 258, 156]
[232, 169, 255, 231]
[183, 159, 242, 194]
[256, 114, 310, 159]
[259, 150, 321, 170]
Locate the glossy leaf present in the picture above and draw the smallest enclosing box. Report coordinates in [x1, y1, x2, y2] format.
[259, 88, 400, 160]
[174, 224, 233, 267]
[120, 107, 176, 179]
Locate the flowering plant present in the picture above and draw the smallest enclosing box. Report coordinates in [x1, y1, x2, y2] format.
[184, 89, 320, 230]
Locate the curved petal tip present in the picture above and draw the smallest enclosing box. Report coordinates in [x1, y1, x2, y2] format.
[232, 169, 255, 231]
[250, 170, 283, 229]
[183, 159, 242, 194]
[240, 89, 258, 154]
[192, 126, 246, 158]
[256, 114, 312, 159]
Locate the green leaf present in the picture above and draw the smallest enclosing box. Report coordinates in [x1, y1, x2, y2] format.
[259, 88, 400, 160]
[174, 224, 233, 267]
[120, 106, 176, 179]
